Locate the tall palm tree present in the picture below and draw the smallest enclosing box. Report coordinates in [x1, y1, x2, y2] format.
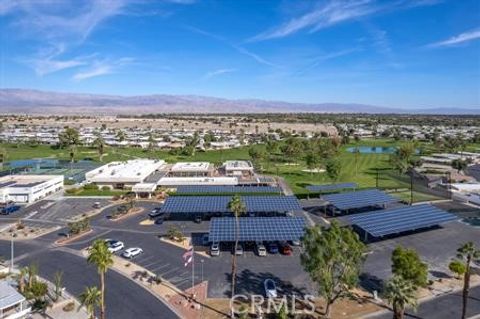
[27, 263, 38, 289]
[227, 194, 246, 318]
[16, 267, 28, 293]
[385, 276, 418, 319]
[87, 240, 113, 319]
[456, 242, 480, 319]
[79, 286, 101, 319]
[93, 135, 106, 162]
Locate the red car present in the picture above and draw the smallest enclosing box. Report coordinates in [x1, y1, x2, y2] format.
[279, 242, 293, 256]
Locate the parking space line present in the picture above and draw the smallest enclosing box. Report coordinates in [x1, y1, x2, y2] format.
[149, 264, 172, 273]
[158, 268, 181, 278]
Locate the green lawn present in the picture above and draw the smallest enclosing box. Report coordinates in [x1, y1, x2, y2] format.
[2, 139, 479, 203]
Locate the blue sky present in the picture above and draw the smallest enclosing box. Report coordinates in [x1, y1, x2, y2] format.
[0, 0, 479, 109]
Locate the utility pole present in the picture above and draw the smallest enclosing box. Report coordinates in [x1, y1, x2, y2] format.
[10, 237, 14, 273]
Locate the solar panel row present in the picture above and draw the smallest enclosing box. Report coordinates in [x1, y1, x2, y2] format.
[322, 189, 399, 211]
[160, 195, 302, 214]
[175, 185, 282, 194]
[349, 204, 458, 237]
[208, 217, 306, 242]
[306, 182, 358, 192]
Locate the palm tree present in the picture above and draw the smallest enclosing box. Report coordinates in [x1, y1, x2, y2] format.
[0, 147, 7, 167]
[385, 276, 418, 319]
[87, 240, 113, 319]
[227, 194, 246, 318]
[79, 286, 101, 319]
[93, 135, 106, 162]
[16, 267, 28, 293]
[27, 263, 38, 289]
[456, 242, 480, 319]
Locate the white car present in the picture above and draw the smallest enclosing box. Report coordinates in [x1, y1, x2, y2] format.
[256, 243, 267, 257]
[107, 241, 124, 253]
[122, 247, 143, 259]
[264, 279, 277, 298]
[210, 242, 220, 256]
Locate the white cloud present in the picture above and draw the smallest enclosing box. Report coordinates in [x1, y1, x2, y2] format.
[72, 57, 133, 81]
[203, 68, 236, 80]
[186, 26, 279, 68]
[428, 28, 480, 47]
[250, 0, 440, 42]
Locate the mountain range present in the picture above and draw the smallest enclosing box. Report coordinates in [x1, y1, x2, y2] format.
[0, 89, 478, 115]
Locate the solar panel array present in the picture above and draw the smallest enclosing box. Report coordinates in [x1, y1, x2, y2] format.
[306, 182, 358, 193]
[160, 195, 302, 214]
[208, 217, 306, 242]
[349, 204, 458, 237]
[322, 189, 399, 210]
[175, 185, 281, 194]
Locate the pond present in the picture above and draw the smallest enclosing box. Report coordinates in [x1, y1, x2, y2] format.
[346, 146, 397, 154]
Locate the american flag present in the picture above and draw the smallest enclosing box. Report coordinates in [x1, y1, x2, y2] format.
[183, 246, 193, 267]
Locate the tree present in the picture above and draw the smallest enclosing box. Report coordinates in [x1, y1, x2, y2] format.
[125, 192, 136, 211]
[69, 145, 77, 163]
[326, 157, 342, 182]
[58, 127, 80, 148]
[227, 195, 246, 318]
[248, 146, 266, 172]
[79, 286, 101, 319]
[29, 280, 48, 303]
[116, 130, 126, 144]
[87, 239, 113, 319]
[53, 271, 64, 301]
[455, 242, 480, 319]
[27, 263, 38, 289]
[391, 246, 428, 288]
[0, 147, 7, 166]
[390, 142, 417, 174]
[384, 276, 418, 319]
[300, 221, 365, 318]
[277, 304, 288, 319]
[305, 152, 320, 176]
[93, 135, 106, 162]
[451, 159, 468, 173]
[448, 260, 466, 279]
[16, 267, 28, 293]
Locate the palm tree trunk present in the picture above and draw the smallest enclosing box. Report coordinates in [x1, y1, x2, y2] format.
[462, 259, 471, 319]
[325, 300, 332, 318]
[101, 272, 106, 319]
[230, 214, 239, 319]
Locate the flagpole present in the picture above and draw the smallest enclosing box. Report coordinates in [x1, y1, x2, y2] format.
[192, 244, 195, 297]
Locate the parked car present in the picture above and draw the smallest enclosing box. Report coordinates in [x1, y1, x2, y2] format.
[0, 204, 20, 215]
[107, 241, 125, 253]
[290, 239, 301, 246]
[93, 202, 101, 209]
[267, 243, 279, 254]
[234, 244, 244, 256]
[154, 217, 164, 225]
[264, 279, 277, 298]
[194, 215, 202, 223]
[255, 243, 267, 257]
[210, 242, 220, 256]
[148, 208, 163, 219]
[122, 247, 143, 259]
[279, 242, 293, 256]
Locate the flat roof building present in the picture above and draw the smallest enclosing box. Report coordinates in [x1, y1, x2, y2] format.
[0, 281, 31, 319]
[85, 159, 166, 189]
[0, 175, 63, 204]
[223, 160, 254, 177]
[169, 162, 214, 177]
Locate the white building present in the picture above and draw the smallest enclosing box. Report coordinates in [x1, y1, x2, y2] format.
[158, 177, 238, 186]
[85, 159, 166, 189]
[169, 162, 213, 177]
[223, 160, 254, 177]
[0, 175, 64, 204]
[0, 281, 31, 319]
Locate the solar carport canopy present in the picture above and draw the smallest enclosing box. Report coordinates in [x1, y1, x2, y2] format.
[160, 195, 302, 214]
[349, 204, 458, 237]
[306, 182, 358, 193]
[209, 217, 306, 242]
[322, 189, 399, 211]
[175, 185, 281, 194]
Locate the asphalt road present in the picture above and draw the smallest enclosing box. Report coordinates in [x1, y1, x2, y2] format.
[370, 285, 480, 319]
[0, 241, 180, 319]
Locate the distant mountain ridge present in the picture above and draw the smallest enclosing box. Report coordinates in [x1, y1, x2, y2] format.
[0, 88, 478, 115]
